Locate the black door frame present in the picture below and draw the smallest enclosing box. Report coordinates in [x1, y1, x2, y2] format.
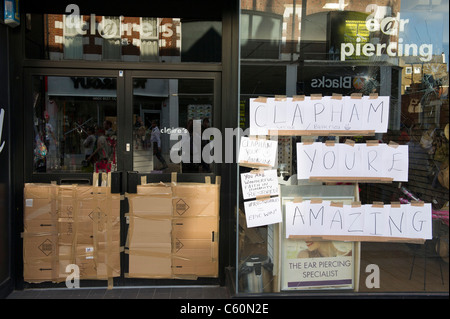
[9, 0, 240, 293]
[23, 67, 126, 184]
[22, 65, 223, 182]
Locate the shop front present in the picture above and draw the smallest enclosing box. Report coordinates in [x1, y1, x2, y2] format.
[1, 0, 240, 293]
[233, 0, 449, 297]
[0, 0, 448, 299]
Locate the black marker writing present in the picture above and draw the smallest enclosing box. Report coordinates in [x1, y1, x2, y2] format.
[330, 209, 343, 230]
[293, 206, 305, 225]
[368, 150, 378, 172]
[389, 212, 404, 235]
[314, 103, 325, 122]
[292, 104, 303, 126]
[367, 100, 384, 123]
[309, 206, 324, 226]
[348, 212, 363, 233]
[323, 151, 336, 170]
[303, 149, 317, 172]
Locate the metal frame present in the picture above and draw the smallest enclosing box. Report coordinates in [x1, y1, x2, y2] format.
[21, 66, 225, 286]
[23, 67, 125, 181]
[22, 64, 224, 179]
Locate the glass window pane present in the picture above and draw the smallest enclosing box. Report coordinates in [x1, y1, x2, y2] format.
[26, 12, 221, 63]
[181, 20, 222, 62]
[101, 17, 122, 61]
[140, 18, 159, 62]
[240, 11, 282, 59]
[63, 15, 83, 60]
[32, 76, 118, 173]
[132, 78, 214, 173]
[238, 0, 449, 296]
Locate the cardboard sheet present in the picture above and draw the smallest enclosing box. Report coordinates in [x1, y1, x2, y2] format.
[127, 179, 220, 279]
[23, 183, 121, 284]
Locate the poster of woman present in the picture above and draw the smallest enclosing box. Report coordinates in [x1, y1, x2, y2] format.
[282, 240, 354, 290]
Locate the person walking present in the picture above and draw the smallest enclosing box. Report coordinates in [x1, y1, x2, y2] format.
[150, 120, 168, 170]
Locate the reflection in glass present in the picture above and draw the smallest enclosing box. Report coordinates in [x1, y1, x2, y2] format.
[32, 76, 117, 173]
[132, 78, 214, 173]
[27, 14, 221, 63]
[240, 11, 282, 59]
[238, 0, 449, 295]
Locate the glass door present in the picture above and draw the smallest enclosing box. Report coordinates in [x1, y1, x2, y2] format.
[26, 69, 221, 180]
[25, 69, 125, 182]
[124, 71, 221, 176]
[24, 68, 223, 286]
[122, 71, 223, 286]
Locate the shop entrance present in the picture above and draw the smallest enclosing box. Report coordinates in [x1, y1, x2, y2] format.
[23, 68, 223, 287]
[126, 71, 220, 176]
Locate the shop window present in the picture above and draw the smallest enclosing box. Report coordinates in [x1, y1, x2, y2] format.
[181, 20, 222, 62]
[240, 65, 287, 97]
[31, 76, 118, 173]
[140, 18, 159, 62]
[301, 11, 371, 61]
[25, 11, 221, 63]
[236, 0, 449, 297]
[132, 78, 214, 174]
[101, 17, 122, 61]
[63, 15, 83, 60]
[241, 11, 282, 60]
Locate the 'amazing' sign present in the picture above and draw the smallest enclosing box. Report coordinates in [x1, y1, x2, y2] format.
[285, 200, 432, 242]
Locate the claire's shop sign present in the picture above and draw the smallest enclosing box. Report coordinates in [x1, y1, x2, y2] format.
[63, 4, 175, 40]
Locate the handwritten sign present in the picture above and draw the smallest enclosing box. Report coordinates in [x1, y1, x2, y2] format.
[249, 96, 390, 135]
[241, 169, 279, 200]
[296, 142, 409, 181]
[244, 197, 282, 228]
[238, 137, 278, 168]
[285, 201, 432, 241]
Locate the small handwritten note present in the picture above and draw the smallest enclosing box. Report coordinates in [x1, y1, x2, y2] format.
[241, 169, 279, 200]
[244, 196, 283, 228]
[238, 137, 278, 168]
